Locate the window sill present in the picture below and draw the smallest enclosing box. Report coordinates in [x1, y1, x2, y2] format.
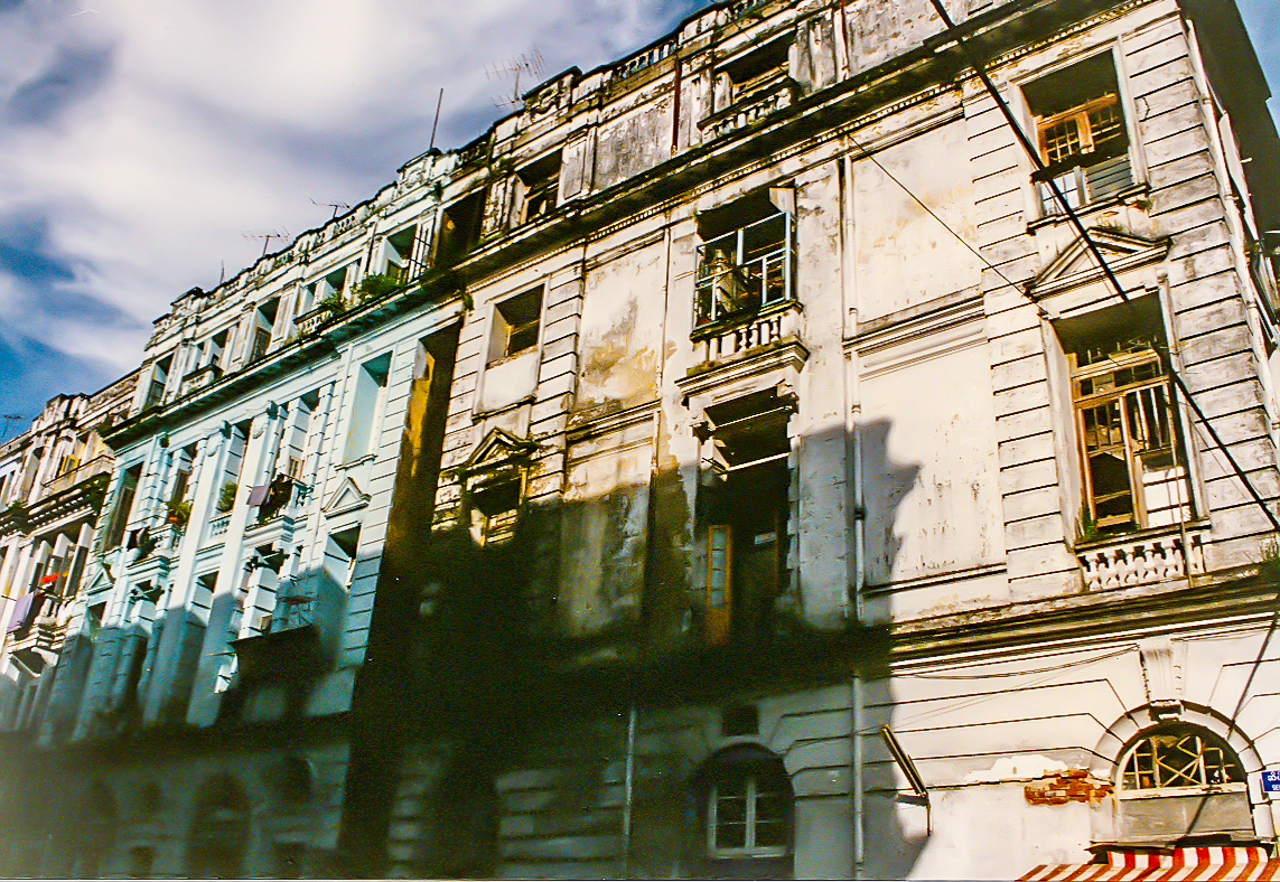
[1026, 182, 1150, 233]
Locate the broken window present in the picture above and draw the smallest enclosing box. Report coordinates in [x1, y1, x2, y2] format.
[718, 37, 791, 110]
[248, 297, 280, 363]
[512, 152, 561, 226]
[144, 355, 172, 409]
[382, 224, 418, 284]
[1024, 53, 1133, 214]
[343, 352, 391, 462]
[100, 463, 141, 550]
[695, 193, 794, 328]
[1121, 727, 1245, 791]
[303, 263, 354, 314]
[470, 476, 521, 547]
[699, 389, 792, 645]
[1058, 300, 1190, 537]
[437, 190, 486, 265]
[1114, 724, 1254, 844]
[488, 287, 542, 363]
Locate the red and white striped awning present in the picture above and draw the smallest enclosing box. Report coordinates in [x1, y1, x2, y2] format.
[1022, 847, 1280, 881]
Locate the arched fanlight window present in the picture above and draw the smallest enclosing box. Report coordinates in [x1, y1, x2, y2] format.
[186, 775, 250, 879]
[1119, 725, 1245, 791]
[74, 782, 116, 879]
[692, 744, 794, 875]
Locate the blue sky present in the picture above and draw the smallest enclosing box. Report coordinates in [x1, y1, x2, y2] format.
[0, 0, 1276, 424]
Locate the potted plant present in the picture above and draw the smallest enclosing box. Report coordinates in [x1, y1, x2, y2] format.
[166, 499, 192, 528]
[318, 292, 346, 317]
[216, 482, 238, 513]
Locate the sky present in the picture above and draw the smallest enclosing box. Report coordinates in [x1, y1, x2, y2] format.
[0, 0, 1276, 426]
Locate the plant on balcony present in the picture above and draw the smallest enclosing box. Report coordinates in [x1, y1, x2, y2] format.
[1075, 504, 1102, 545]
[318, 292, 347, 317]
[1259, 537, 1280, 583]
[166, 498, 192, 528]
[217, 482, 238, 513]
[356, 272, 399, 302]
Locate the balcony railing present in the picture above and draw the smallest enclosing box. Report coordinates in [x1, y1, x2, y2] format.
[295, 305, 336, 337]
[40, 455, 113, 498]
[207, 513, 231, 540]
[695, 212, 793, 329]
[179, 363, 223, 397]
[1078, 527, 1205, 591]
[700, 76, 798, 141]
[695, 301, 802, 364]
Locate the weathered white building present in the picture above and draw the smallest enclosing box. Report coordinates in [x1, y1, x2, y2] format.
[0, 378, 135, 733]
[2, 0, 1280, 877]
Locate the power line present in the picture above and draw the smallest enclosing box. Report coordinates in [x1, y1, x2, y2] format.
[925, 0, 1280, 842]
[925, 0, 1279, 536]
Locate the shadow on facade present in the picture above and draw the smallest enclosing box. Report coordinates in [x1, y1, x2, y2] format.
[339, 418, 925, 879]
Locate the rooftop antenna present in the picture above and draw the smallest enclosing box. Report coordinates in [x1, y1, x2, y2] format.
[310, 198, 350, 220]
[428, 87, 445, 152]
[219, 260, 225, 286]
[0, 414, 25, 443]
[242, 229, 289, 257]
[486, 48, 544, 109]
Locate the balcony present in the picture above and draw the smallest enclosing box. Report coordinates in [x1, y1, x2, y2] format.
[40, 454, 113, 498]
[694, 301, 803, 365]
[294, 305, 337, 337]
[1077, 526, 1206, 592]
[207, 513, 231, 540]
[699, 76, 798, 141]
[179, 363, 223, 397]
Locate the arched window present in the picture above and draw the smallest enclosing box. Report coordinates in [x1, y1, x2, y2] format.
[692, 745, 794, 877]
[186, 775, 250, 879]
[272, 756, 312, 807]
[74, 782, 116, 879]
[1113, 724, 1254, 845]
[1119, 725, 1245, 792]
[427, 761, 499, 879]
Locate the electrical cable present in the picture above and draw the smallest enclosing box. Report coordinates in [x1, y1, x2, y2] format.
[924, 0, 1280, 843]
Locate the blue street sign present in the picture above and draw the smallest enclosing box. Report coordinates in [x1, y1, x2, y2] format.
[1261, 771, 1280, 793]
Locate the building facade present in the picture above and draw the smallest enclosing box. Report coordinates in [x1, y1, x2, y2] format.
[1, 0, 1280, 877]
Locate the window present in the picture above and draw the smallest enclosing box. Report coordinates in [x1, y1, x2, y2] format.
[248, 297, 280, 363]
[695, 194, 793, 328]
[488, 287, 542, 363]
[1121, 727, 1245, 791]
[1025, 53, 1133, 214]
[385, 225, 418, 283]
[437, 190, 485, 265]
[343, 353, 391, 462]
[303, 263, 354, 314]
[1058, 299, 1190, 536]
[721, 37, 790, 107]
[101, 464, 141, 550]
[694, 746, 793, 872]
[1113, 724, 1255, 845]
[470, 477, 521, 547]
[144, 356, 172, 409]
[699, 389, 792, 645]
[512, 152, 560, 226]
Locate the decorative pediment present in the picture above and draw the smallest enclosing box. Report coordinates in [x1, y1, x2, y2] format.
[463, 428, 537, 477]
[1030, 229, 1169, 298]
[322, 475, 369, 519]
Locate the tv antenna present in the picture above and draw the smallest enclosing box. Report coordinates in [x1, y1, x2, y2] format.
[242, 228, 289, 256]
[310, 198, 350, 220]
[0, 414, 25, 443]
[486, 49, 544, 108]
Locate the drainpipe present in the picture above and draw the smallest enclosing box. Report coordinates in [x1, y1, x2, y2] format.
[622, 703, 637, 878]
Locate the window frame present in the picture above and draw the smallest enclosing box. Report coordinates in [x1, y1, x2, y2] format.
[487, 287, 544, 364]
[1117, 725, 1247, 798]
[1020, 48, 1142, 218]
[694, 209, 794, 330]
